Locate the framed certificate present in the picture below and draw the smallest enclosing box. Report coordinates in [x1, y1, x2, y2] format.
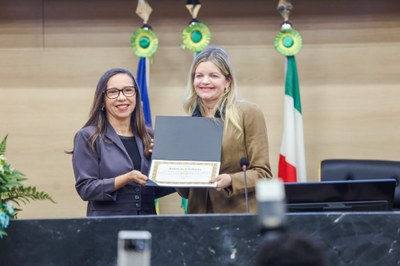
[147, 116, 223, 187]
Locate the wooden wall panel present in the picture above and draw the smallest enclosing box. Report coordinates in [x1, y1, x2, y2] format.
[0, 0, 43, 48]
[0, 0, 399, 218]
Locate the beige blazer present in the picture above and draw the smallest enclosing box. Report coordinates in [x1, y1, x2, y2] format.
[177, 100, 272, 213]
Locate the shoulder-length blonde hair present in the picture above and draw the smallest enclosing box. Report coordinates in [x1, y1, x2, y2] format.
[183, 45, 243, 135]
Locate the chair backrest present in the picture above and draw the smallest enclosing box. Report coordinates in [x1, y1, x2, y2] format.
[320, 159, 400, 208]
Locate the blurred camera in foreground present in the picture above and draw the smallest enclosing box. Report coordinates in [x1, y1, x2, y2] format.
[118, 231, 151, 266]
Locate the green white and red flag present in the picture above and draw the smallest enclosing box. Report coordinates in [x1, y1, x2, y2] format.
[278, 56, 307, 182]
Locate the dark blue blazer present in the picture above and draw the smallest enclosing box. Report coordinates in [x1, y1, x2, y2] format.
[72, 122, 174, 216]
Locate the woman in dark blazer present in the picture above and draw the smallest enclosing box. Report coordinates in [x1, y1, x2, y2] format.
[71, 68, 174, 216]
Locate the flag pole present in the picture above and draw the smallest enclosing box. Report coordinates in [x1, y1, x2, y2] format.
[132, 0, 159, 212]
[275, 0, 307, 183]
[180, 0, 212, 213]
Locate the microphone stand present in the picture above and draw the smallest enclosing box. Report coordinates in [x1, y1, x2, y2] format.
[243, 165, 249, 213]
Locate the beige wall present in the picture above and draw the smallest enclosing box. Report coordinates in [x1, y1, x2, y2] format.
[0, 0, 399, 218]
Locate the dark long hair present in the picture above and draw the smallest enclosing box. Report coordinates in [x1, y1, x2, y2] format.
[70, 68, 152, 159]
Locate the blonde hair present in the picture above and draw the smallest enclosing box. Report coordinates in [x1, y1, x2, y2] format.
[183, 45, 243, 135]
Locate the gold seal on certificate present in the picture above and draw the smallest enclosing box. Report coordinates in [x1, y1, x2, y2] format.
[148, 116, 223, 188]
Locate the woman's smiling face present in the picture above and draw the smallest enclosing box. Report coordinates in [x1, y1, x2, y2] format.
[104, 73, 137, 123]
[193, 61, 231, 108]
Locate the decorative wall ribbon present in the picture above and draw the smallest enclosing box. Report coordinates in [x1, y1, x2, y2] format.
[274, 0, 302, 56]
[131, 0, 158, 58]
[181, 0, 211, 53]
[131, 26, 158, 58]
[274, 25, 302, 56]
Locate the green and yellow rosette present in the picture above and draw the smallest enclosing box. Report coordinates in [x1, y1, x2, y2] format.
[130, 27, 158, 58]
[274, 28, 302, 56]
[181, 21, 211, 52]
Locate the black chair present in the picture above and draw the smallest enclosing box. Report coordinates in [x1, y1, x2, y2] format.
[319, 159, 400, 209]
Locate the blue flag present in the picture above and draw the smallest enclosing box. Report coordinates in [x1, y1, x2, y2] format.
[136, 57, 152, 127]
[137, 57, 158, 213]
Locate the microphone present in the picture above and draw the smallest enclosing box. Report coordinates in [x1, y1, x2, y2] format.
[240, 157, 250, 213]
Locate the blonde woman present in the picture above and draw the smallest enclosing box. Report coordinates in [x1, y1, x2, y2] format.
[176, 46, 272, 213]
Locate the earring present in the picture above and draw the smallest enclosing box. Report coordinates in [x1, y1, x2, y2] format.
[101, 106, 105, 111]
[224, 88, 228, 93]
